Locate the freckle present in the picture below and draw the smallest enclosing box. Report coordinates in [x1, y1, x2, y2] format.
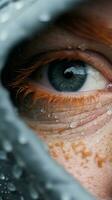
[54, 141, 64, 148]
[64, 152, 72, 160]
[48, 142, 55, 148]
[108, 155, 112, 164]
[71, 141, 85, 153]
[81, 148, 92, 159]
[81, 161, 85, 166]
[83, 165, 88, 169]
[95, 153, 106, 168]
[50, 150, 58, 158]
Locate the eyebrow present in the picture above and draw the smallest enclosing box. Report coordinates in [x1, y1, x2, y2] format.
[56, 11, 112, 47]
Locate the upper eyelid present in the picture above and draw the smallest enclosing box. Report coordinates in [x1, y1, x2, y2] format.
[10, 48, 112, 89]
[25, 49, 112, 79]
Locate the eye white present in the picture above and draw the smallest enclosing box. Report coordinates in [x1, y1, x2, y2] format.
[79, 64, 107, 92]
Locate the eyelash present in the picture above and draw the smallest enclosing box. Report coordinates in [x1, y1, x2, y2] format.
[10, 49, 112, 107]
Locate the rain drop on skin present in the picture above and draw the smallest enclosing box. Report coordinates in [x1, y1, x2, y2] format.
[48, 114, 51, 118]
[69, 122, 75, 129]
[107, 110, 112, 116]
[78, 43, 86, 51]
[40, 108, 46, 113]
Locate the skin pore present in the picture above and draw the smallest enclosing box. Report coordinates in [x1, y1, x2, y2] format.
[3, 0, 112, 200]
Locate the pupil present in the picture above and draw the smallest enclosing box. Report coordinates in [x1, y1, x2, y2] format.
[64, 66, 77, 79]
[64, 67, 74, 79]
[48, 60, 87, 92]
[64, 71, 74, 79]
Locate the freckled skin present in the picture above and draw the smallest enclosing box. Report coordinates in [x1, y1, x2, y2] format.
[8, 0, 112, 199]
[41, 130, 112, 200]
[22, 89, 112, 200]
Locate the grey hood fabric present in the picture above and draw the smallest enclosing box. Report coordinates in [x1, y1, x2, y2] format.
[0, 0, 96, 200]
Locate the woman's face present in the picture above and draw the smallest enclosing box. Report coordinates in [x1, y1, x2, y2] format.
[6, 0, 112, 200]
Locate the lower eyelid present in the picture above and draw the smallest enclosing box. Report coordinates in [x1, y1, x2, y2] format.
[18, 82, 112, 108]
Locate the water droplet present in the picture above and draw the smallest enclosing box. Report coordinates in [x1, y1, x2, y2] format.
[68, 45, 72, 50]
[20, 196, 24, 200]
[61, 193, 70, 200]
[45, 182, 53, 190]
[40, 108, 46, 113]
[3, 140, 13, 152]
[96, 103, 102, 109]
[18, 134, 28, 144]
[30, 186, 39, 199]
[78, 43, 86, 51]
[0, 31, 8, 41]
[0, 174, 5, 180]
[81, 132, 84, 136]
[107, 109, 112, 116]
[107, 83, 112, 89]
[0, 151, 7, 160]
[7, 182, 16, 192]
[54, 115, 58, 119]
[93, 121, 97, 125]
[96, 138, 100, 144]
[0, 13, 10, 23]
[39, 14, 51, 22]
[14, 2, 24, 10]
[16, 156, 25, 167]
[12, 165, 23, 179]
[69, 122, 74, 129]
[48, 114, 51, 118]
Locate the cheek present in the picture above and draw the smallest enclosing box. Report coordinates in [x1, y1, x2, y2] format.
[27, 120, 112, 200]
[20, 90, 112, 200]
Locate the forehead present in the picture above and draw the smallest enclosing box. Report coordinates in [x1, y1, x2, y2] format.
[75, 0, 112, 25]
[10, 0, 112, 64]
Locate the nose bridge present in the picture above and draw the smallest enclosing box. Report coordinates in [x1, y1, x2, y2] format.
[0, 0, 96, 200]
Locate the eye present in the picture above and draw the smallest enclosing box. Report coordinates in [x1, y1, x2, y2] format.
[7, 49, 112, 109]
[31, 58, 107, 93]
[28, 49, 112, 96]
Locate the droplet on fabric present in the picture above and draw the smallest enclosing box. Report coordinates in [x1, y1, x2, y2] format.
[0, 173, 5, 180]
[12, 165, 23, 179]
[29, 186, 39, 199]
[18, 134, 28, 145]
[0, 13, 10, 23]
[0, 151, 7, 160]
[7, 182, 16, 192]
[0, 31, 8, 41]
[14, 2, 24, 10]
[2, 140, 13, 152]
[39, 14, 51, 22]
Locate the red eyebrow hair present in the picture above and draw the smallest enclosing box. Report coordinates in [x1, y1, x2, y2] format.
[56, 12, 112, 46]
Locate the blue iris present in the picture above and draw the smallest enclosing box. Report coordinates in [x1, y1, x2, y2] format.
[48, 60, 87, 92]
